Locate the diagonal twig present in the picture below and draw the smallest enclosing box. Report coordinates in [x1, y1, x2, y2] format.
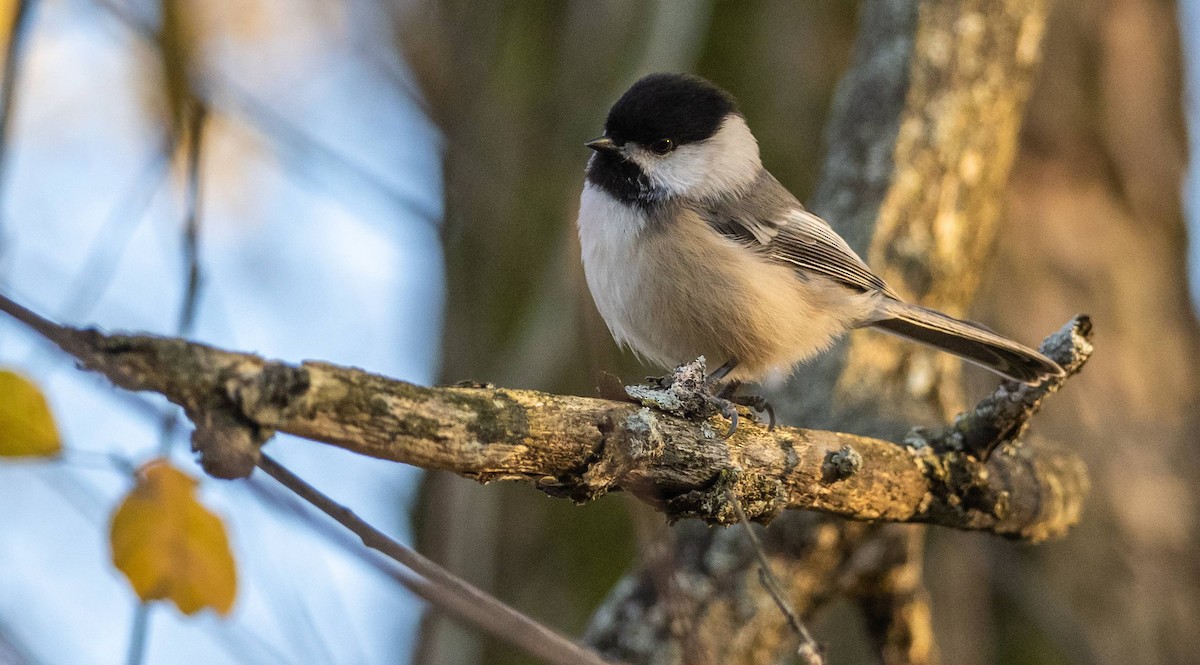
[255, 454, 620, 665]
[727, 489, 824, 665]
[908, 316, 1094, 459]
[177, 101, 206, 336]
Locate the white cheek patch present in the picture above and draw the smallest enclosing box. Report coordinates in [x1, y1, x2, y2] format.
[628, 144, 707, 195]
[630, 115, 763, 200]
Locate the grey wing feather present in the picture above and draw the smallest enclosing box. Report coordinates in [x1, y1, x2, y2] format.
[699, 170, 897, 297]
[771, 210, 896, 296]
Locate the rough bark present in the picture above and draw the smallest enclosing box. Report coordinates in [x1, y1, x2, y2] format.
[0, 295, 1086, 543]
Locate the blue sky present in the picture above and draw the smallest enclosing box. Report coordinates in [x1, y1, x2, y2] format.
[0, 1, 444, 662]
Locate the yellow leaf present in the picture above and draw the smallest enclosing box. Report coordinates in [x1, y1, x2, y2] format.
[0, 1, 20, 65]
[0, 370, 62, 458]
[110, 460, 237, 616]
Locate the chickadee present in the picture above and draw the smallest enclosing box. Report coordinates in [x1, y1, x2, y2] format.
[577, 73, 1063, 386]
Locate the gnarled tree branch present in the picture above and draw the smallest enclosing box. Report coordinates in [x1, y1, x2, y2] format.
[0, 293, 1088, 542]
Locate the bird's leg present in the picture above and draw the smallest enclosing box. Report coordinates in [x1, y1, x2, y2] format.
[707, 357, 739, 385]
[716, 379, 741, 400]
[691, 358, 737, 436]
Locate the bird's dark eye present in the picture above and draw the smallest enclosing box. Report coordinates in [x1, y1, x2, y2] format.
[651, 138, 674, 155]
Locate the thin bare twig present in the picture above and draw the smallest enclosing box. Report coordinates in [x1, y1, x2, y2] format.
[0, 291, 70, 346]
[254, 454, 619, 665]
[0, 0, 34, 198]
[727, 490, 824, 665]
[124, 603, 151, 665]
[177, 101, 206, 336]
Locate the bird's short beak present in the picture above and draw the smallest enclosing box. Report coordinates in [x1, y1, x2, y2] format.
[586, 136, 620, 153]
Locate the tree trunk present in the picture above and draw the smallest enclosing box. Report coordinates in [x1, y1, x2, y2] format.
[966, 0, 1200, 662]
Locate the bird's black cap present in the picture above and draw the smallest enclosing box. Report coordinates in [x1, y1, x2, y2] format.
[603, 73, 738, 147]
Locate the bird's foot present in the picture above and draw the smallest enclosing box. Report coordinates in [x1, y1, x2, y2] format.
[698, 392, 741, 438]
[625, 357, 748, 437]
[732, 393, 776, 430]
[625, 358, 774, 438]
[714, 381, 776, 434]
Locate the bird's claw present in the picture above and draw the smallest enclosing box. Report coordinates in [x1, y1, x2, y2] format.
[702, 394, 741, 438]
[709, 379, 776, 434]
[730, 393, 776, 430]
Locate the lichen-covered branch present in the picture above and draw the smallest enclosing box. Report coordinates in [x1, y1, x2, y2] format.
[914, 317, 1094, 459]
[0, 293, 1087, 541]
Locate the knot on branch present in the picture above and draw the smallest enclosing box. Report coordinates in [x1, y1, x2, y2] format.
[246, 362, 312, 409]
[225, 361, 313, 422]
[190, 409, 272, 479]
[664, 468, 787, 525]
[822, 445, 864, 482]
[58, 328, 282, 479]
[189, 360, 319, 478]
[624, 357, 727, 436]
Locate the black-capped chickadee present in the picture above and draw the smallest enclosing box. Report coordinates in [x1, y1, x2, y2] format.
[578, 72, 1063, 386]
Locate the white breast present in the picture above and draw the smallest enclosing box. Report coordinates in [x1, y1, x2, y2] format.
[577, 184, 650, 354]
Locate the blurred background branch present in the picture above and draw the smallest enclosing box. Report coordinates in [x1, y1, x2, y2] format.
[0, 0, 34, 209]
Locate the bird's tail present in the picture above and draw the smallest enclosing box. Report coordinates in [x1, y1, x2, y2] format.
[869, 300, 1063, 384]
